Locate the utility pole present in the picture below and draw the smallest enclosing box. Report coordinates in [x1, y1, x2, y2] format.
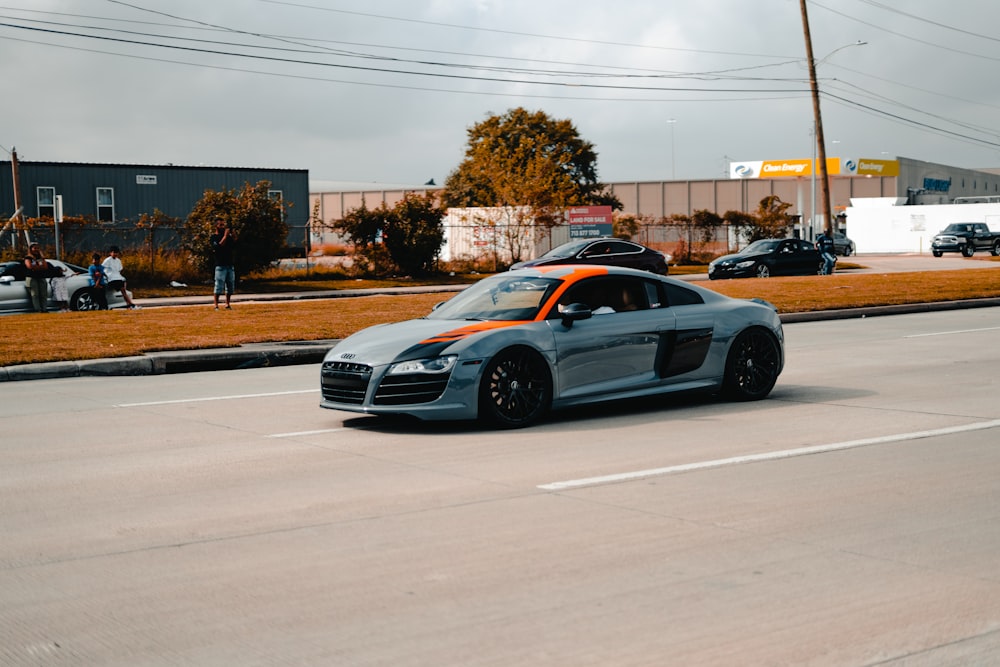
[798, 0, 833, 236]
[9, 147, 27, 250]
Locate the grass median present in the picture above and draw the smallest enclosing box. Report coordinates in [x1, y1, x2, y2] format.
[4, 267, 1000, 367]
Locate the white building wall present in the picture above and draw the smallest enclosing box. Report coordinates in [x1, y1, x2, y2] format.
[846, 198, 1000, 253]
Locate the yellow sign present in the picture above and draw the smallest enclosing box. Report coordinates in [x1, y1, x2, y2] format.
[758, 158, 842, 178]
[730, 157, 900, 179]
[854, 159, 899, 177]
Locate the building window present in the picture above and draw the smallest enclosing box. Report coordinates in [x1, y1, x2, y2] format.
[269, 189, 284, 220]
[97, 187, 115, 222]
[37, 187, 55, 219]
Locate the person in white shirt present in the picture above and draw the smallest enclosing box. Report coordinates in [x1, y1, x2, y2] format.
[102, 245, 139, 309]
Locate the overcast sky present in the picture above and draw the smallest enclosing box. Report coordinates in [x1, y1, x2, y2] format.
[2, 0, 999, 189]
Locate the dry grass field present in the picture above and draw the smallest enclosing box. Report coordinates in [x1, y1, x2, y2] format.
[3, 268, 999, 367]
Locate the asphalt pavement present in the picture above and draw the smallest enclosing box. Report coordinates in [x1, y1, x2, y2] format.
[3, 254, 998, 382]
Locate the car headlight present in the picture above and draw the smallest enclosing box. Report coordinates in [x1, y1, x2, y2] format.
[736, 260, 755, 269]
[387, 355, 457, 375]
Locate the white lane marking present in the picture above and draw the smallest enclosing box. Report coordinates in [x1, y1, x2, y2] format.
[268, 428, 348, 438]
[905, 326, 1000, 338]
[538, 419, 1000, 491]
[116, 389, 318, 407]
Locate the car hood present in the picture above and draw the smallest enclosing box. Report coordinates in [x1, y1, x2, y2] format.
[713, 251, 764, 264]
[324, 318, 525, 366]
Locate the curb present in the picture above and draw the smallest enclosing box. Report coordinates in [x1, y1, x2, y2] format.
[0, 341, 337, 382]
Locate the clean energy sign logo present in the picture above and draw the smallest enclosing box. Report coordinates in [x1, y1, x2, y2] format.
[568, 206, 613, 238]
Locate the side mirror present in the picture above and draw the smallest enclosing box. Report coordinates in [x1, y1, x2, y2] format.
[559, 302, 592, 327]
[0, 275, 14, 284]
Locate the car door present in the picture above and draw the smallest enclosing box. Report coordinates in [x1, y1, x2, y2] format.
[546, 276, 674, 398]
[770, 240, 801, 276]
[0, 261, 31, 314]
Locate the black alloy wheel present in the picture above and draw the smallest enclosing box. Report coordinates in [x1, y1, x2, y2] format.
[71, 289, 101, 311]
[721, 328, 781, 401]
[479, 346, 551, 428]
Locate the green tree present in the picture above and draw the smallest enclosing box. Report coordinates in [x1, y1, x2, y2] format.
[725, 196, 794, 245]
[613, 213, 646, 241]
[183, 181, 289, 276]
[333, 199, 394, 276]
[383, 192, 445, 276]
[442, 107, 621, 264]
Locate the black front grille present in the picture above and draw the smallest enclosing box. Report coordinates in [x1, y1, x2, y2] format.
[321, 361, 372, 404]
[374, 372, 451, 405]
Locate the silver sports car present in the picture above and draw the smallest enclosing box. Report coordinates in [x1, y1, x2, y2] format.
[1, 260, 132, 314]
[320, 265, 784, 428]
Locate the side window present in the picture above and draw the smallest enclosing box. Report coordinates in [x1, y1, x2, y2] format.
[550, 277, 649, 317]
[269, 189, 284, 221]
[581, 242, 613, 258]
[663, 282, 704, 307]
[37, 187, 55, 219]
[96, 187, 115, 222]
[608, 241, 640, 255]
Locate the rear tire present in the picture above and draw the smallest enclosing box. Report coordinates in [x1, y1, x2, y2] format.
[478, 346, 551, 428]
[721, 328, 781, 401]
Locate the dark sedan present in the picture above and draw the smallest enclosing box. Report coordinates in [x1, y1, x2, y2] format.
[833, 232, 855, 256]
[708, 238, 823, 279]
[510, 238, 670, 274]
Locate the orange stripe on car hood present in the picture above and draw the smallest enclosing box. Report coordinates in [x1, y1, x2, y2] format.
[419, 320, 527, 344]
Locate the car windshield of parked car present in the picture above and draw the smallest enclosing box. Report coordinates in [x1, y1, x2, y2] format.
[539, 240, 591, 259]
[427, 274, 562, 321]
[743, 240, 781, 254]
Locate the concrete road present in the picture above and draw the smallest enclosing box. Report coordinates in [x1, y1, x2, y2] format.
[2, 307, 1000, 665]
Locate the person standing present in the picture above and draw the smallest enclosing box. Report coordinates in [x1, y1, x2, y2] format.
[87, 252, 109, 310]
[816, 229, 837, 275]
[103, 245, 139, 309]
[50, 262, 70, 312]
[211, 219, 236, 310]
[23, 242, 49, 312]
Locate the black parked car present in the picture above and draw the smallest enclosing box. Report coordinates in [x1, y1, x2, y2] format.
[510, 238, 670, 274]
[708, 238, 823, 279]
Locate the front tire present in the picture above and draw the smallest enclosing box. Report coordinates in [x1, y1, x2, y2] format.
[721, 328, 781, 401]
[478, 346, 551, 428]
[992, 240, 1000, 256]
[932, 250, 943, 257]
[755, 264, 770, 278]
[962, 243, 975, 257]
[71, 289, 102, 311]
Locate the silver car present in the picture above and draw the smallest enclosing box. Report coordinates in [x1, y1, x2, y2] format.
[1, 260, 131, 314]
[321, 265, 784, 428]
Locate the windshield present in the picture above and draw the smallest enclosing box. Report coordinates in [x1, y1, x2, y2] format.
[427, 274, 561, 321]
[539, 239, 591, 259]
[742, 240, 781, 254]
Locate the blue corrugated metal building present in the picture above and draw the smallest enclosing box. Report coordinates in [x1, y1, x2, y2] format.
[2, 160, 309, 248]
